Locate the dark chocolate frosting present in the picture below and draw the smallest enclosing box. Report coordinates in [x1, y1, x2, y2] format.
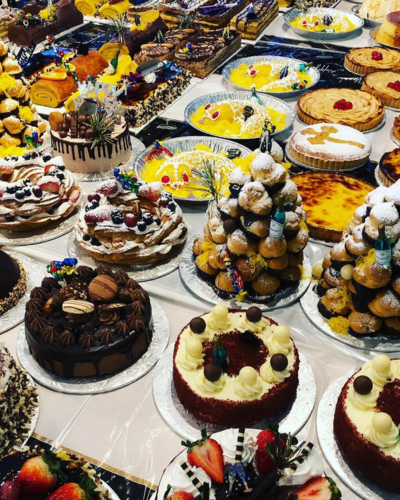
[0, 250, 20, 300]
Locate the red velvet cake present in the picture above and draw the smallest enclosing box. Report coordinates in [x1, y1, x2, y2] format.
[334, 354, 400, 493]
[173, 305, 299, 427]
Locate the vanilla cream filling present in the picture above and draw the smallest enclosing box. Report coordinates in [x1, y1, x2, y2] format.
[344, 359, 400, 459]
[175, 312, 296, 402]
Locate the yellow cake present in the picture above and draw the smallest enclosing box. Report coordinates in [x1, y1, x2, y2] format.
[376, 12, 400, 48]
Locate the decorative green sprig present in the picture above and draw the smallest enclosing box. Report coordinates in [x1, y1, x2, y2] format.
[109, 13, 129, 43]
[87, 112, 115, 148]
[191, 159, 225, 202]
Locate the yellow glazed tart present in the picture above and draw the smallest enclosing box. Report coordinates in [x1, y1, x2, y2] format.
[379, 147, 400, 186]
[289, 9, 357, 33]
[228, 60, 314, 93]
[289, 124, 371, 171]
[376, 12, 400, 48]
[362, 71, 400, 109]
[394, 115, 400, 142]
[293, 172, 374, 242]
[190, 100, 287, 139]
[344, 47, 400, 76]
[297, 88, 385, 132]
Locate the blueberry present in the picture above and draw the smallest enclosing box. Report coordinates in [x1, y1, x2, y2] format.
[137, 221, 146, 232]
[58, 164, 65, 171]
[168, 201, 176, 212]
[21, 215, 30, 219]
[6, 186, 17, 194]
[143, 213, 153, 225]
[4, 156, 10, 161]
[91, 200, 99, 208]
[56, 172, 65, 180]
[23, 179, 30, 186]
[47, 208, 55, 215]
[23, 153, 31, 160]
[91, 237, 101, 246]
[48, 170, 56, 177]
[32, 186, 42, 198]
[11, 156, 18, 161]
[5, 216, 14, 222]
[85, 204, 94, 212]
[83, 234, 90, 241]
[15, 191, 25, 200]
[111, 209, 124, 225]
[42, 154, 52, 162]
[154, 217, 161, 226]
[24, 188, 31, 196]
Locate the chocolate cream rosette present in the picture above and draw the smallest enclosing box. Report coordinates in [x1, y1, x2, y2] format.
[0, 153, 81, 231]
[193, 134, 309, 303]
[313, 180, 400, 337]
[75, 168, 188, 266]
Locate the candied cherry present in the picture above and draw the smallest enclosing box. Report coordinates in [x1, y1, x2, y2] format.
[388, 81, 400, 93]
[161, 175, 171, 185]
[333, 99, 353, 111]
[371, 50, 383, 61]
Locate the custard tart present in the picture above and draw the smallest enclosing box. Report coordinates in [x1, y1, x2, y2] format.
[297, 88, 385, 132]
[379, 147, 400, 186]
[292, 172, 374, 242]
[344, 47, 400, 76]
[362, 71, 400, 109]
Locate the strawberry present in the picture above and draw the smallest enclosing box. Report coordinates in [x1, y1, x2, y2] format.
[18, 451, 66, 496]
[168, 492, 195, 500]
[37, 176, 60, 193]
[68, 188, 82, 205]
[0, 481, 20, 500]
[47, 475, 96, 500]
[96, 180, 118, 197]
[256, 430, 286, 475]
[44, 164, 56, 174]
[182, 429, 224, 484]
[84, 206, 111, 224]
[139, 182, 163, 203]
[0, 164, 14, 175]
[294, 476, 341, 500]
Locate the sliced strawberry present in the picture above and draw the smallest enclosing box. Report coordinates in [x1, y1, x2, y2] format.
[168, 491, 196, 500]
[96, 180, 119, 197]
[0, 481, 20, 500]
[139, 182, 163, 203]
[44, 164, 57, 174]
[68, 188, 82, 205]
[182, 429, 224, 484]
[256, 430, 286, 475]
[84, 206, 111, 224]
[37, 176, 60, 193]
[294, 476, 341, 500]
[18, 451, 65, 496]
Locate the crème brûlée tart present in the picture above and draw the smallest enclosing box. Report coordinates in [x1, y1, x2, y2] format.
[289, 123, 372, 170]
[362, 71, 400, 109]
[394, 115, 400, 142]
[375, 11, 400, 48]
[297, 88, 385, 132]
[379, 147, 400, 186]
[344, 47, 400, 76]
[334, 355, 400, 493]
[173, 305, 299, 427]
[293, 172, 374, 243]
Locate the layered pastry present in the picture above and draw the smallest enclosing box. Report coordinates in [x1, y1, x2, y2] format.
[25, 261, 153, 378]
[0, 42, 47, 165]
[118, 63, 192, 129]
[193, 143, 308, 302]
[344, 47, 400, 76]
[288, 8, 358, 33]
[375, 12, 400, 48]
[195, 0, 250, 30]
[124, 10, 168, 55]
[157, 426, 341, 499]
[0, 154, 82, 232]
[128, 0, 160, 16]
[0, 248, 27, 317]
[230, 0, 279, 40]
[158, 0, 209, 27]
[75, 172, 188, 265]
[379, 147, 400, 186]
[293, 172, 373, 243]
[175, 30, 242, 79]
[362, 71, 400, 109]
[190, 98, 287, 139]
[1, 446, 112, 498]
[0, 346, 38, 459]
[30, 49, 108, 108]
[49, 111, 132, 175]
[0, 5, 23, 39]
[359, 0, 400, 23]
[313, 180, 400, 337]
[8, 0, 84, 47]
[229, 58, 314, 93]
[99, 0, 131, 18]
[173, 305, 299, 426]
[297, 88, 385, 132]
[289, 123, 372, 171]
[334, 355, 400, 492]
[134, 27, 198, 64]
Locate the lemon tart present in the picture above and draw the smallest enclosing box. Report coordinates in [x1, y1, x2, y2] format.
[289, 123, 371, 170]
[297, 88, 385, 132]
[362, 71, 400, 109]
[344, 47, 400, 76]
[379, 147, 400, 186]
[293, 172, 374, 242]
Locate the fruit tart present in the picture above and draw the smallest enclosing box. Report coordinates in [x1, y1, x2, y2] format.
[297, 88, 385, 132]
[362, 71, 400, 109]
[344, 47, 400, 76]
[379, 147, 400, 186]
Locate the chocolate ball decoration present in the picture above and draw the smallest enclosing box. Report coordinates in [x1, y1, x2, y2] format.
[58, 130, 68, 139]
[78, 114, 89, 124]
[190, 317, 206, 334]
[118, 287, 136, 304]
[246, 306, 262, 323]
[204, 363, 222, 382]
[79, 130, 86, 139]
[85, 129, 94, 141]
[353, 375, 373, 395]
[223, 218, 238, 234]
[270, 353, 288, 372]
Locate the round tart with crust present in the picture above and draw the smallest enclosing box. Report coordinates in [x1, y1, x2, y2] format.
[362, 71, 400, 109]
[344, 47, 400, 76]
[394, 115, 400, 142]
[379, 147, 400, 186]
[297, 88, 385, 132]
[289, 123, 371, 171]
[293, 172, 374, 243]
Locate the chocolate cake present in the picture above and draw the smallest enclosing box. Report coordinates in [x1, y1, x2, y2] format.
[334, 355, 400, 493]
[8, 0, 84, 47]
[0, 346, 38, 459]
[25, 262, 153, 379]
[0, 249, 27, 317]
[173, 305, 299, 427]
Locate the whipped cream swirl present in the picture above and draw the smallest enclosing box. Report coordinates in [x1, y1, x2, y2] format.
[267, 333, 292, 355]
[196, 371, 226, 394]
[365, 421, 399, 449]
[206, 312, 231, 331]
[168, 464, 214, 498]
[361, 361, 392, 387]
[187, 328, 210, 342]
[234, 374, 263, 398]
[237, 314, 266, 333]
[214, 429, 256, 465]
[348, 384, 379, 410]
[178, 351, 204, 370]
[260, 359, 290, 384]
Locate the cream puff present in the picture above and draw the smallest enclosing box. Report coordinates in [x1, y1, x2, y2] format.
[348, 311, 382, 336]
[238, 181, 272, 216]
[258, 236, 287, 259]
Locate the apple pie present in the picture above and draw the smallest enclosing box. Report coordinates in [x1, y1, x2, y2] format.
[362, 71, 400, 109]
[344, 47, 400, 76]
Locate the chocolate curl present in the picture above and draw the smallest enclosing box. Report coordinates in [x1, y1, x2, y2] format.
[289, 442, 314, 471]
[234, 428, 246, 463]
[179, 460, 204, 496]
